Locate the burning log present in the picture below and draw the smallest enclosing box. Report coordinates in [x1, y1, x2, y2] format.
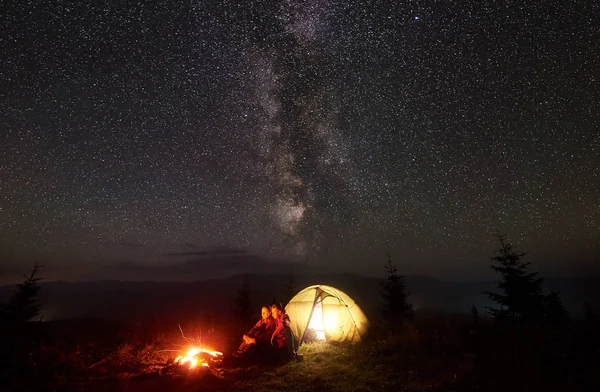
[174, 347, 223, 369]
[158, 325, 223, 374]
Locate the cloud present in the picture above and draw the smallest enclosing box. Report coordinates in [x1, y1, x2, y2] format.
[167, 251, 210, 257]
[0, 247, 326, 284]
[167, 246, 248, 257]
[100, 241, 145, 248]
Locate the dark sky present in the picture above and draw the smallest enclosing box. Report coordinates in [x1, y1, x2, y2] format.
[1, 0, 599, 283]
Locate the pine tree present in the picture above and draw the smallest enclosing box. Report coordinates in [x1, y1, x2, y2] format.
[544, 291, 569, 323]
[1, 262, 43, 323]
[380, 252, 413, 329]
[281, 274, 296, 306]
[471, 304, 480, 324]
[484, 231, 546, 322]
[583, 302, 596, 323]
[232, 275, 253, 325]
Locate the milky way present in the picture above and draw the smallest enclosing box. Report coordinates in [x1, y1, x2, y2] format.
[1, 0, 599, 280]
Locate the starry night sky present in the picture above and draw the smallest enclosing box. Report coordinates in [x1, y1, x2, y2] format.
[1, 0, 599, 282]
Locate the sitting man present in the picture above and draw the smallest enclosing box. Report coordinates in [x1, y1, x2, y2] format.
[270, 302, 298, 360]
[233, 305, 275, 358]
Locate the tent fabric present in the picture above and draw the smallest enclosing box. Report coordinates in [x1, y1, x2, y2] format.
[285, 285, 369, 344]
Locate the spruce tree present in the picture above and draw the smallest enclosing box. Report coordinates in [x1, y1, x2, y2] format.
[380, 252, 413, 329]
[544, 291, 569, 323]
[471, 304, 480, 324]
[484, 231, 546, 322]
[1, 262, 43, 323]
[583, 302, 596, 323]
[1, 264, 45, 388]
[232, 275, 253, 325]
[281, 274, 296, 306]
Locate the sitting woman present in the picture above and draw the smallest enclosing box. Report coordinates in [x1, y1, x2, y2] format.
[233, 305, 275, 358]
[270, 302, 298, 360]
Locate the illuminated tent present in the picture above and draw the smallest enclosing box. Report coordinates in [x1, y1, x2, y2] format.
[285, 285, 369, 344]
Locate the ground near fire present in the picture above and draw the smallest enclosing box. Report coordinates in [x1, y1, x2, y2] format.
[1, 238, 599, 391]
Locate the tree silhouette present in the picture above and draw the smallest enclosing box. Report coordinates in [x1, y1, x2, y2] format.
[471, 304, 480, 324]
[232, 275, 253, 326]
[1, 262, 43, 323]
[380, 252, 413, 329]
[0, 263, 46, 388]
[583, 302, 596, 323]
[484, 231, 546, 322]
[544, 291, 569, 323]
[485, 231, 570, 323]
[281, 274, 296, 306]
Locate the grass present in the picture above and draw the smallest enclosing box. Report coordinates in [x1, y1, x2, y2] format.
[2, 317, 599, 391]
[232, 342, 378, 392]
[231, 341, 420, 392]
[86, 321, 474, 392]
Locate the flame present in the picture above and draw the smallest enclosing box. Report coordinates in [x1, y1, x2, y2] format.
[174, 347, 223, 369]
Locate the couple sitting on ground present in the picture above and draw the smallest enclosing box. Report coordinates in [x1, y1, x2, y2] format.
[233, 302, 298, 361]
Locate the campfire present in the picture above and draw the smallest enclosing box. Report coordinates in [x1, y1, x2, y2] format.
[174, 347, 223, 369]
[163, 325, 224, 371]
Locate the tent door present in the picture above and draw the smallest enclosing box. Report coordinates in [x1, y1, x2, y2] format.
[306, 300, 326, 341]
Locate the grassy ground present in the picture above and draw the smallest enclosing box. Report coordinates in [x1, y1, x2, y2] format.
[86, 336, 471, 392]
[224, 338, 466, 392]
[2, 317, 599, 391]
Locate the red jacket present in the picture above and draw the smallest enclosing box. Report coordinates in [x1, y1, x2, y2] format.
[246, 317, 275, 344]
[271, 313, 290, 348]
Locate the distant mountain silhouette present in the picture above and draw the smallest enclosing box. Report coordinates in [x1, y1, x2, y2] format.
[0, 273, 598, 321]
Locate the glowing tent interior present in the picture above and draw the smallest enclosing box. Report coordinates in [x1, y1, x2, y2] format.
[285, 285, 369, 344]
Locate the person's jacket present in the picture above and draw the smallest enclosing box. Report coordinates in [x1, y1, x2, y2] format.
[247, 316, 275, 344]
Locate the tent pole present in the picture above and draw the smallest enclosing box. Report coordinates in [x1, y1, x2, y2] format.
[331, 289, 363, 342]
[299, 287, 322, 346]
